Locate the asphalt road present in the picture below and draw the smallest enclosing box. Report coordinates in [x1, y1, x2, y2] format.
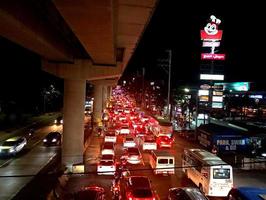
[64, 129, 266, 200]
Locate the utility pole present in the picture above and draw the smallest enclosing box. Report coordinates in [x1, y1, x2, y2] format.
[142, 67, 145, 108]
[166, 49, 172, 121]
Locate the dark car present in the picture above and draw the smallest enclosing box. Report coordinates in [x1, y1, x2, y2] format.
[168, 187, 208, 200]
[227, 187, 266, 200]
[54, 116, 63, 125]
[73, 186, 105, 200]
[124, 176, 156, 200]
[43, 132, 62, 146]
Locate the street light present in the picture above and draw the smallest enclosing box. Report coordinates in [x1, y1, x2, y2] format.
[184, 87, 198, 130]
[166, 49, 172, 121]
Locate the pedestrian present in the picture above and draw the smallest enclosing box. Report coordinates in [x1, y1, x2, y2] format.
[211, 145, 218, 155]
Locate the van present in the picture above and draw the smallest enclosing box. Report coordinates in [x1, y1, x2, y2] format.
[149, 150, 175, 175]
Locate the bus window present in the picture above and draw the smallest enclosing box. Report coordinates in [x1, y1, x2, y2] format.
[169, 158, 174, 164]
[213, 168, 230, 179]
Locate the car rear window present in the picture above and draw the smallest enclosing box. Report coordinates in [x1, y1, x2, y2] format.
[158, 158, 173, 164]
[132, 189, 152, 197]
[99, 161, 114, 166]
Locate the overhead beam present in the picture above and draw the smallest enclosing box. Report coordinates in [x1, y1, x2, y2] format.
[0, 3, 72, 61]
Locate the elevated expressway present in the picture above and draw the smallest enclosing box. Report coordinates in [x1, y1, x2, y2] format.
[0, 0, 158, 170]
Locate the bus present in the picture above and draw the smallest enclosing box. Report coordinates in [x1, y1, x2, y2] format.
[196, 123, 248, 154]
[148, 116, 173, 138]
[182, 148, 233, 197]
[225, 121, 266, 158]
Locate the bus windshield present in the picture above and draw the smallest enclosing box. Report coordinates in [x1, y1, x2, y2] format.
[213, 168, 230, 179]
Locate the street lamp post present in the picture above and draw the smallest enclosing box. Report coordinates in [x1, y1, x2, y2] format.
[166, 49, 172, 120]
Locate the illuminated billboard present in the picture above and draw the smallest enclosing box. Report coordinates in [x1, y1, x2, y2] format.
[200, 74, 224, 81]
[199, 96, 209, 102]
[201, 53, 225, 60]
[198, 90, 209, 96]
[212, 96, 223, 102]
[212, 102, 223, 108]
[214, 82, 250, 92]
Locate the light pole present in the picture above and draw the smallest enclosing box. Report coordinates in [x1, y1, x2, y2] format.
[166, 49, 172, 120]
[184, 88, 198, 130]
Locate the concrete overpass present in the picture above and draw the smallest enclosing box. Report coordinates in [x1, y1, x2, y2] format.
[0, 0, 158, 171]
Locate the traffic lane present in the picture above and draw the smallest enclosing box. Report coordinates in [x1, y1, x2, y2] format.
[82, 132, 228, 200]
[0, 124, 62, 167]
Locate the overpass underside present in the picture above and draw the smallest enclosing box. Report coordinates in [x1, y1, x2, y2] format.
[0, 0, 158, 171]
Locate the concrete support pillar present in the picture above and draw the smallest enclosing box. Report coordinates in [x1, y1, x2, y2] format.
[102, 85, 108, 109]
[62, 79, 86, 170]
[93, 83, 103, 126]
[107, 86, 111, 99]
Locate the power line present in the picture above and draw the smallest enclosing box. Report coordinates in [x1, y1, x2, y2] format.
[0, 159, 265, 178]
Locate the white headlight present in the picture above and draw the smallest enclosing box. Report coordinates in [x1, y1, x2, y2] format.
[9, 147, 15, 153]
[43, 139, 47, 142]
[52, 138, 57, 142]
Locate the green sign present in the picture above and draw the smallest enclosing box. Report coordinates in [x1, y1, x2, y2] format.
[215, 82, 250, 92]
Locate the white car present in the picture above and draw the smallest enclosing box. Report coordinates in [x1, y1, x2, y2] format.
[104, 131, 117, 143]
[120, 125, 130, 134]
[97, 159, 116, 175]
[0, 136, 27, 156]
[142, 136, 157, 151]
[123, 137, 136, 148]
[122, 147, 142, 165]
[101, 142, 115, 155]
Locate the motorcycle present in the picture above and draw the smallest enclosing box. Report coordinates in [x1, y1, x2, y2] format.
[111, 179, 121, 200]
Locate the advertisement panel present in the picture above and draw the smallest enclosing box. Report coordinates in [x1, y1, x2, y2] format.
[200, 74, 224, 80]
[212, 96, 223, 102]
[198, 90, 209, 96]
[201, 53, 225, 60]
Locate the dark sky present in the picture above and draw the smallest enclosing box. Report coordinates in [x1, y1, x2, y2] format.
[1, 0, 266, 104]
[125, 1, 266, 89]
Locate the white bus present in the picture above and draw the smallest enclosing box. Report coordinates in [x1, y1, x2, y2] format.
[182, 148, 233, 197]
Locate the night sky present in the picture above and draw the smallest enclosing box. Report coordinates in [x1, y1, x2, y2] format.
[1, 0, 266, 107]
[125, 1, 266, 89]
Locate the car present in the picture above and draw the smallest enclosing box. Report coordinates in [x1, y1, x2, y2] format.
[101, 142, 115, 155]
[156, 136, 174, 148]
[124, 176, 156, 200]
[54, 116, 63, 125]
[0, 136, 27, 156]
[73, 186, 105, 200]
[104, 131, 117, 143]
[122, 147, 142, 164]
[97, 158, 116, 175]
[142, 135, 157, 150]
[43, 132, 62, 146]
[120, 125, 130, 134]
[168, 187, 208, 200]
[123, 136, 137, 148]
[227, 187, 266, 200]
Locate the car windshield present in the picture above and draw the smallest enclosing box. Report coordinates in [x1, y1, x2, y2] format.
[126, 138, 134, 141]
[47, 132, 60, 138]
[1, 141, 17, 146]
[132, 189, 152, 197]
[127, 148, 139, 155]
[99, 161, 114, 166]
[186, 189, 209, 200]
